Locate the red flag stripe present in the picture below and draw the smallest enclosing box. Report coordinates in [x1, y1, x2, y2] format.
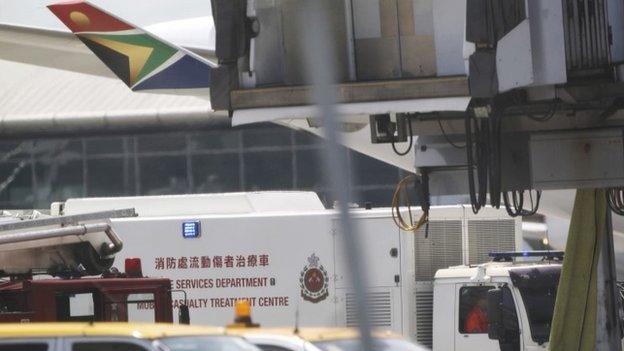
[48, 1, 134, 33]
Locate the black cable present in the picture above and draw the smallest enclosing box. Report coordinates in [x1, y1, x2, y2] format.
[503, 189, 542, 217]
[608, 188, 624, 216]
[465, 112, 479, 214]
[503, 191, 520, 217]
[418, 171, 431, 239]
[513, 93, 559, 122]
[526, 105, 557, 122]
[488, 109, 502, 208]
[472, 94, 551, 214]
[391, 119, 413, 156]
[465, 113, 488, 214]
[465, 101, 510, 213]
[437, 118, 466, 149]
[477, 118, 489, 209]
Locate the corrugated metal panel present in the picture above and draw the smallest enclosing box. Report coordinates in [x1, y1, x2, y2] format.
[415, 283, 434, 348]
[346, 291, 392, 328]
[468, 219, 516, 264]
[414, 220, 463, 281]
[562, 0, 611, 74]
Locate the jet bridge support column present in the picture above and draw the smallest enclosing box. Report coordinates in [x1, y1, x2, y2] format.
[596, 209, 623, 350]
[546, 189, 622, 351]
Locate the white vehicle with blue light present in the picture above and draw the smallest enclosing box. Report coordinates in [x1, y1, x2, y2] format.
[47, 191, 525, 349]
[434, 251, 562, 351]
[3, 191, 570, 350]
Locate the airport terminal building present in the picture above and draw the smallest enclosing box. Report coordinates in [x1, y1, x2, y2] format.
[0, 124, 408, 210]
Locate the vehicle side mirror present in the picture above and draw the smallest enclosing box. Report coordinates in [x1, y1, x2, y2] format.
[179, 304, 190, 325]
[487, 288, 503, 340]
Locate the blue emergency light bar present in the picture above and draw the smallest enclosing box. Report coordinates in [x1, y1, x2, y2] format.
[489, 251, 564, 262]
[182, 221, 201, 238]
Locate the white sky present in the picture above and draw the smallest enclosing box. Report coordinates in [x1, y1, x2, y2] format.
[0, 0, 212, 30]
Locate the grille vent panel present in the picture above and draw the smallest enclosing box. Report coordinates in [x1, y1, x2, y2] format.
[562, 0, 611, 75]
[415, 286, 434, 348]
[414, 220, 463, 281]
[468, 219, 516, 264]
[345, 291, 392, 328]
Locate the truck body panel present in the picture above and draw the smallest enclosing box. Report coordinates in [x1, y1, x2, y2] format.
[55, 192, 521, 348]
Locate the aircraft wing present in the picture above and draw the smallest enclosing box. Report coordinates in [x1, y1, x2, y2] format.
[0, 5, 223, 137]
[0, 19, 215, 79]
[46, 0, 215, 91]
[0, 23, 114, 78]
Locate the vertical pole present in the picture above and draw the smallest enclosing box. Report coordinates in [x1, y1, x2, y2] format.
[596, 205, 622, 350]
[343, 0, 357, 81]
[297, 1, 374, 351]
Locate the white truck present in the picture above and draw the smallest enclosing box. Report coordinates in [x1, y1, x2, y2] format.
[434, 253, 561, 351]
[44, 191, 562, 350]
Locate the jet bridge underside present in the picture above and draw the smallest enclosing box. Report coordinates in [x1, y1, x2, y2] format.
[414, 120, 624, 198]
[208, 1, 624, 348]
[411, 90, 624, 196]
[210, 0, 624, 195]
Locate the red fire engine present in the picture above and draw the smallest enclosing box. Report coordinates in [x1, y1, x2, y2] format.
[0, 209, 187, 324]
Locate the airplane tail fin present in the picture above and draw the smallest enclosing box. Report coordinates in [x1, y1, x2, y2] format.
[48, 1, 214, 91]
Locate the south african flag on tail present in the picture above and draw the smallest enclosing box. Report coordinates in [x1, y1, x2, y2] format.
[48, 0, 215, 91]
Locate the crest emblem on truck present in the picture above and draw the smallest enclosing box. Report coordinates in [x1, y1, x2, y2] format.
[300, 253, 329, 303]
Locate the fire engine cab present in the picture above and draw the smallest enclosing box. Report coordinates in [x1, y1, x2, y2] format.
[0, 209, 186, 324]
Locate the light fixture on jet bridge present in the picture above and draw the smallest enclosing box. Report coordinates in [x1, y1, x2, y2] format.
[369, 113, 408, 145]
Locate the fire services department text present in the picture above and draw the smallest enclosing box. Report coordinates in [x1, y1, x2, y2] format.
[155, 254, 270, 270]
[174, 277, 271, 289]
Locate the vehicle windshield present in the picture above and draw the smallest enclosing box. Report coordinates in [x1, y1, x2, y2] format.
[158, 336, 262, 351]
[509, 265, 561, 344]
[313, 338, 427, 351]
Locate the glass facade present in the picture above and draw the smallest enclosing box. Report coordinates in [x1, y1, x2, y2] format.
[0, 124, 409, 209]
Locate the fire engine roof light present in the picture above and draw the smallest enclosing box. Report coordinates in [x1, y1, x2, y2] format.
[235, 299, 251, 319]
[489, 251, 564, 262]
[227, 299, 260, 328]
[125, 258, 143, 278]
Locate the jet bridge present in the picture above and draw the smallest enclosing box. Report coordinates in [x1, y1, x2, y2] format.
[209, 0, 624, 198]
[209, 1, 624, 349]
[211, 0, 624, 112]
